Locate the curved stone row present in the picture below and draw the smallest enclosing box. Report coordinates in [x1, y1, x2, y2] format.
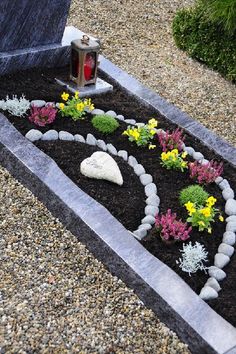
[26, 101, 236, 300]
[25, 128, 160, 241]
[182, 145, 236, 300]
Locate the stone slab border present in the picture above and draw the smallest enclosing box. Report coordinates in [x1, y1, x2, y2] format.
[1, 113, 236, 354]
[98, 56, 236, 168]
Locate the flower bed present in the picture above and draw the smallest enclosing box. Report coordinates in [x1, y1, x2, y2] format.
[0, 66, 236, 328]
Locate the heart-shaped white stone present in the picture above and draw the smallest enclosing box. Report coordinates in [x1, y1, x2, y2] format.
[80, 151, 123, 186]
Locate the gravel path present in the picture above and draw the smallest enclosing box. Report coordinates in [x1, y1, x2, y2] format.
[0, 166, 190, 353]
[68, 0, 236, 147]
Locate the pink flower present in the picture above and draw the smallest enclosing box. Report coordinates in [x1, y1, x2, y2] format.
[155, 209, 192, 242]
[28, 105, 57, 127]
[189, 160, 223, 184]
[157, 128, 185, 152]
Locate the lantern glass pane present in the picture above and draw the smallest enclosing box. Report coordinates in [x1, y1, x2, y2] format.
[84, 52, 96, 81]
[71, 48, 79, 78]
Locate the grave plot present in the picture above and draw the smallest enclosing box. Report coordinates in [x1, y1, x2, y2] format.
[0, 1, 236, 353]
[0, 64, 236, 343]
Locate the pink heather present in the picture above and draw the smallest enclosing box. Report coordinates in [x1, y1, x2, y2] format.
[29, 105, 57, 127]
[189, 160, 223, 184]
[155, 209, 191, 241]
[157, 128, 185, 152]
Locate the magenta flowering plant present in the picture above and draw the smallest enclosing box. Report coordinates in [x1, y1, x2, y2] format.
[157, 128, 185, 152]
[155, 209, 192, 242]
[28, 105, 57, 127]
[189, 160, 223, 184]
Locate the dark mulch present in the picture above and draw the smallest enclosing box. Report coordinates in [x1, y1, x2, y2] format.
[0, 66, 236, 327]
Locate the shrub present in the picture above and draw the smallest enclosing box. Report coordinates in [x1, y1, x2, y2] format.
[179, 185, 209, 206]
[122, 118, 158, 149]
[172, 5, 236, 82]
[92, 114, 119, 134]
[157, 128, 185, 152]
[199, 0, 236, 35]
[155, 209, 192, 242]
[189, 160, 223, 184]
[28, 105, 57, 126]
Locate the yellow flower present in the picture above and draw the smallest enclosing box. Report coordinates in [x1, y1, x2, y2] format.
[181, 151, 188, 158]
[161, 152, 168, 161]
[61, 92, 69, 101]
[219, 215, 224, 222]
[198, 221, 206, 227]
[59, 102, 65, 110]
[184, 201, 196, 216]
[123, 130, 129, 136]
[181, 161, 187, 168]
[206, 196, 217, 207]
[207, 228, 212, 234]
[172, 149, 179, 156]
[74, 91, 79, 99]
[150, 129, 156, 136]
[76, 102, 85, 111]
[132, 130, 140, 140]
[148, 118, 158, 128]
[149, 144, 156, 150]
[89, 104, 94, 111]
[199, 207, 211, 217]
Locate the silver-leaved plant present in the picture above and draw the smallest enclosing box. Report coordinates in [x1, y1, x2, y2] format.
[0, 94, 30, 117]
[176, 241, 208, 276]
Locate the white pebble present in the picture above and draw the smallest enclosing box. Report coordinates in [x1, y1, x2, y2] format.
[214, 253, 230, 269]
[199, 286, 218, 300]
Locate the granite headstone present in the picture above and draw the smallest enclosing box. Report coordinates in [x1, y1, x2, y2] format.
[0, 0, 83, 75]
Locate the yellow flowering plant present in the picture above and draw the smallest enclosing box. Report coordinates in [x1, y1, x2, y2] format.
[58, 91, 94, 121]
[122, 118, 158, 149]
[160, 149, 188, 172]
[184, 196, 224, 233]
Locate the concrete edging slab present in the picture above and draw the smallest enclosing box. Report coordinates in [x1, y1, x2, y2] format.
[0, 60, 236, 353]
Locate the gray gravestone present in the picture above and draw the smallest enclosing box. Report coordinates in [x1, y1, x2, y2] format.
[0, 0, 83, 75]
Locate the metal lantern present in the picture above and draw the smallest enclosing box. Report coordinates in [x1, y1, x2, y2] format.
[70, 35, 100, 87]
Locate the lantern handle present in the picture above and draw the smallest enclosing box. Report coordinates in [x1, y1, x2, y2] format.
[81, 35, 90, 45]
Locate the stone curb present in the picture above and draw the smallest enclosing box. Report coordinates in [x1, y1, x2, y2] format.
[1, 113, 236, 354]
[98, 56, 236, 168]
[25, 128, 160, 240]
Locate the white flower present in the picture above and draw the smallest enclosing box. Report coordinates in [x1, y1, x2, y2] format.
[176, 242, 208, 276]
[0, 94, 30, 117]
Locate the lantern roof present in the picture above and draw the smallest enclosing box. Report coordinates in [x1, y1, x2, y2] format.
[71, 35, 100, 51]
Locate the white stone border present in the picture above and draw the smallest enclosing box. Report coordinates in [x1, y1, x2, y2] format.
[26, 102, 236, 300]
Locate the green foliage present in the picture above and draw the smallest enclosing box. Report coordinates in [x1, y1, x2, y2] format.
[172, 5, 236, 82]
[179, 185, 209, 207]
[92, 114, 119, 134]
[199, 0, 236, 35]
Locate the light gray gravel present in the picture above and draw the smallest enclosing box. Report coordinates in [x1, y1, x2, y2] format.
[0, 165, 190, 353]
[68, 0, 236, 147]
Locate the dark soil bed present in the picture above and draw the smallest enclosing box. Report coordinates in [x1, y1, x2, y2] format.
[0, 66, 236, 327]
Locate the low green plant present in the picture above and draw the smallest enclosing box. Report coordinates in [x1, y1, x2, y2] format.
[179, 185, 209, 207]
[92, 114, 119, 134]
[172, 5, 236, 82]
